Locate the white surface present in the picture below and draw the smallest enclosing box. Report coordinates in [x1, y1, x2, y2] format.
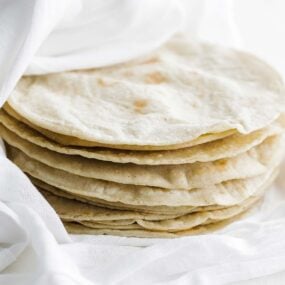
[0, 0, 285, 284]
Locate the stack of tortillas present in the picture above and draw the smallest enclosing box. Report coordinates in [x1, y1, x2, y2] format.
[1, 37, 285, 238]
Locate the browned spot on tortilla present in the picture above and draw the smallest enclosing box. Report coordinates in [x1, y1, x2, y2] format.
[144, 72, 167, 84]
[97, 78, 107, 87]
[214, 159, 228, 170]
[133, 99, 148, 113]
[97, 78, 116, 87]
[141, 57, 160, 65]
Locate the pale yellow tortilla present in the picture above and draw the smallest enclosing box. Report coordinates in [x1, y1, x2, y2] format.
[2, 123, 281, 189]
[0, 109, 283, 165]
[4, 103, 235, 150]
[40, 188, 184, 221]
[40, 184, 261, 231]
[136, 194, 260, 232]
[34, 178, 222, 215]
[78, 222, 142, 230]
[64, 211, 251, 238]
[7, 37, 285, 149]
[67, 195, 261, 232]
[7, 146, 280, 207]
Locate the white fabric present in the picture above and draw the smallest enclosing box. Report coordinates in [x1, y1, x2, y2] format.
[1, 0, 285, 284]
[0, 0, 183, 106]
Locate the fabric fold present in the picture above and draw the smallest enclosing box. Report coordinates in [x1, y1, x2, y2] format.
[1, 1, 285, 284]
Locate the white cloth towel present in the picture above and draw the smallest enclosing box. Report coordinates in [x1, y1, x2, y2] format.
[0, 0, 183, 106]
[1, 1, 285, 284]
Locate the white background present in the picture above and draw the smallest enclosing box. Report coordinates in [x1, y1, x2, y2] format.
[235, 0, 285, 77]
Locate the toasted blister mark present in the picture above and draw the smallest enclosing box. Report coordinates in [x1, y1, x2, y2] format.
[213, 159, 228, 170]
[97, 78, 106, 87]
[141, 56, 160, 65]
[97, 78, 116, 87]
[144, 71, 167, 84]
[133, 99, 149, 113]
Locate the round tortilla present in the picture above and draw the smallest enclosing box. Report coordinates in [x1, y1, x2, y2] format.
[4, 104, 235, 150]
[3, 125, 282, 189]
[63, 211, 251, 238]
[7, 37, 285, 149]
[0, 110, 283, 165]
[41, 187, 261, 232]
[7, 146, 279, 207]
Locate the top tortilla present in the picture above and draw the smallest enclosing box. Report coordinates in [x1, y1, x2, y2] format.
[3, 103, 235, 150]
[7, 36, 285, 150]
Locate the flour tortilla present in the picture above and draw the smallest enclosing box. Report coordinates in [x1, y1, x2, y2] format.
[8, 147, 280, 207]
[7, 37, 285, 149]
[63, 222, 204, 238]
[136, 195, 260, 232]
[2, 124, 279, 189]
[0, 110, 283, 165]
[4, 103, 234, 150]
[89, 220, 136, 226]
[64, 194, 261, 232]
[40, 184, 260, 228]
[58, 196, 260, 235]
[78, 222, 142, 230]
[40, 189, 183, 221]
[34, 178, 222, 215]
[64, 211, 250, 238]
[80, 197, 259, 232]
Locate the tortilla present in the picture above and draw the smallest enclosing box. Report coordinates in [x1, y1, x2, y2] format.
[7, 37, 285, 149]
[34, 178, 222, 215]
[64, 211, 250, 238]
[0, 110, 283, 165]
[52, 190, 261, 232]
[40, 189, 183, 221]
[4, 103, 234, 150]
[7, 146, 279, 207]
[2, 124, 281, 189]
